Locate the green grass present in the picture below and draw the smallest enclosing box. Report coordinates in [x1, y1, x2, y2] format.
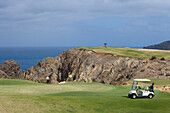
[76, 47, 170, 60]
[150, 79, 170, 86]
[127, 79, 170, 86]
[0, 79, 170, 113]
[0, 79, 41, 85]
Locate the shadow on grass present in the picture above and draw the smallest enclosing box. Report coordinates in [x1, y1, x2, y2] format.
[122, 95, 153, 100]
[122, 96, 129, 98]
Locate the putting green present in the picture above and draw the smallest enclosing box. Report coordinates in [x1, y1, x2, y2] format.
[0, 79, 169, 113]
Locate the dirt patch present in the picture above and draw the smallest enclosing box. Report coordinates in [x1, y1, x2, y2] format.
[155, 86, 170, 93]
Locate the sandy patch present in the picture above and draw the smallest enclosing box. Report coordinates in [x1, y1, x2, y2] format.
[59, 81, 66, 84]
[137, 49, 170, 52]
[155, 86, 170, 93]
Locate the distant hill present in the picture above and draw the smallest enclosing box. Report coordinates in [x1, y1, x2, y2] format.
[144, 40, 170, 50]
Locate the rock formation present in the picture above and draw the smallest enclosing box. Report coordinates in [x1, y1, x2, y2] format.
[0, 60, 25, 79]
[25, 57, 59, 83]
[24, 49, 170, 85]
[0, 70, 8, 78]
[0, 49, 169, 84]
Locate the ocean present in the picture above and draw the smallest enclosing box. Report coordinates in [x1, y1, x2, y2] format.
[0, 46, 142, 71]
[0, 47, 73, 71]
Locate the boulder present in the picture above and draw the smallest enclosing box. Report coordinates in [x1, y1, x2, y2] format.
[0, 70, 8, 78]
[0, 60, 25, 79]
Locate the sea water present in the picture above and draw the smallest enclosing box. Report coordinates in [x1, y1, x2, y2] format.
[0, 47, 73, 71]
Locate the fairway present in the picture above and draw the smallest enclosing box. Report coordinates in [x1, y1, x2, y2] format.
[76, 47, 170, 60]
[0, 79, 41, 85]
[0, 79, 170, 113]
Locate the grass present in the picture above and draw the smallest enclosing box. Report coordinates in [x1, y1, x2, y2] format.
[0, 79, 41, 85]
[76, 47, 170, 60]
[127, 79, 170, 86]
[0, 79, 170, 113]
[149, 79, 170, 86]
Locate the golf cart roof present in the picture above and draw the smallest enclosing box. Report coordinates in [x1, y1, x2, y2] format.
[133, 79, 151, 82]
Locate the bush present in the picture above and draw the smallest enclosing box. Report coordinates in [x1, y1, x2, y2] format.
[150, 56, 157, 60]
[160, 57, 165, 60]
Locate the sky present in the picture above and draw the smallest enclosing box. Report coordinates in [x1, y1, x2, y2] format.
[0, 0, 170, 47]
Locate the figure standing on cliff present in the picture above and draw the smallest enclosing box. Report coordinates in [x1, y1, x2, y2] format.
[46, 76, 50, 84]
[104, 43, 107, 48]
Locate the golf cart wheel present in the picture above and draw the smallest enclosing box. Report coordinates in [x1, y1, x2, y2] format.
[128, 94, 131, 98]
[131, 94, 137, 99]
[148, 94, 153, 99]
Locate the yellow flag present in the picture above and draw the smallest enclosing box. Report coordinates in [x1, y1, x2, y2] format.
[69, 75, 72, 78]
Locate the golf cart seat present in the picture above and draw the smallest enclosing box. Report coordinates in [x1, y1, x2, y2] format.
[144, 86, 148, 90]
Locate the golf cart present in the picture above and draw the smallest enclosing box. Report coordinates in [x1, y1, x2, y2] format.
[128, 79, 154, 99]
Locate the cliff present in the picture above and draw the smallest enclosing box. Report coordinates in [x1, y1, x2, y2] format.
[144, 40, 170, 50]
[1, 49, 170, 85]
[24, 49, 170, 85]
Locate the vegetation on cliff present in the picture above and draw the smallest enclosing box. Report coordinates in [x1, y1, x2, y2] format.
[76, 47, 170, 60]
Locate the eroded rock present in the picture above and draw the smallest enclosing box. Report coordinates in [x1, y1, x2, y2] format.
[0, 70, 8, 78]
[0, 60, 25, 79]
[25, 49, 170, 84]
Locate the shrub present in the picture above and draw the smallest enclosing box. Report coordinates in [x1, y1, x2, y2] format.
[160, 57, 165, 60]
[150, 56, 157, 60]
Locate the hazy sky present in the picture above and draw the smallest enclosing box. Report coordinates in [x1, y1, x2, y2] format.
[0, 0, 170, 47]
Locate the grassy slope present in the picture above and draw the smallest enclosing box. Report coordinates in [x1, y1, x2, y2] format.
[127, 79, 170, 86]
[149, 79, 170, 86]
[0, 79, 170, 113]
[0, 79, 41, 85]
[76, 47, 170, 60]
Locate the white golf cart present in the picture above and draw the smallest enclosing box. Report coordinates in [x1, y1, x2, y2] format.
[128, 79, 154, 99]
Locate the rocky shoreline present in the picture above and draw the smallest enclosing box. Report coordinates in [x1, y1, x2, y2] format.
[0, 49, 170, 85]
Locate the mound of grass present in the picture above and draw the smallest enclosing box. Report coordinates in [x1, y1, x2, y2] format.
[76, 47, 170, 60]
[0, 79, 41, 85]
[0, 81, 169, 113]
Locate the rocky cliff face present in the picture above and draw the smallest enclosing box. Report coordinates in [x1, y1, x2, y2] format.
[25, 57, 59, 83]
[0, 60, 25, 79]
[24, 49, 170, 85]
[0, 49, 169, 84]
